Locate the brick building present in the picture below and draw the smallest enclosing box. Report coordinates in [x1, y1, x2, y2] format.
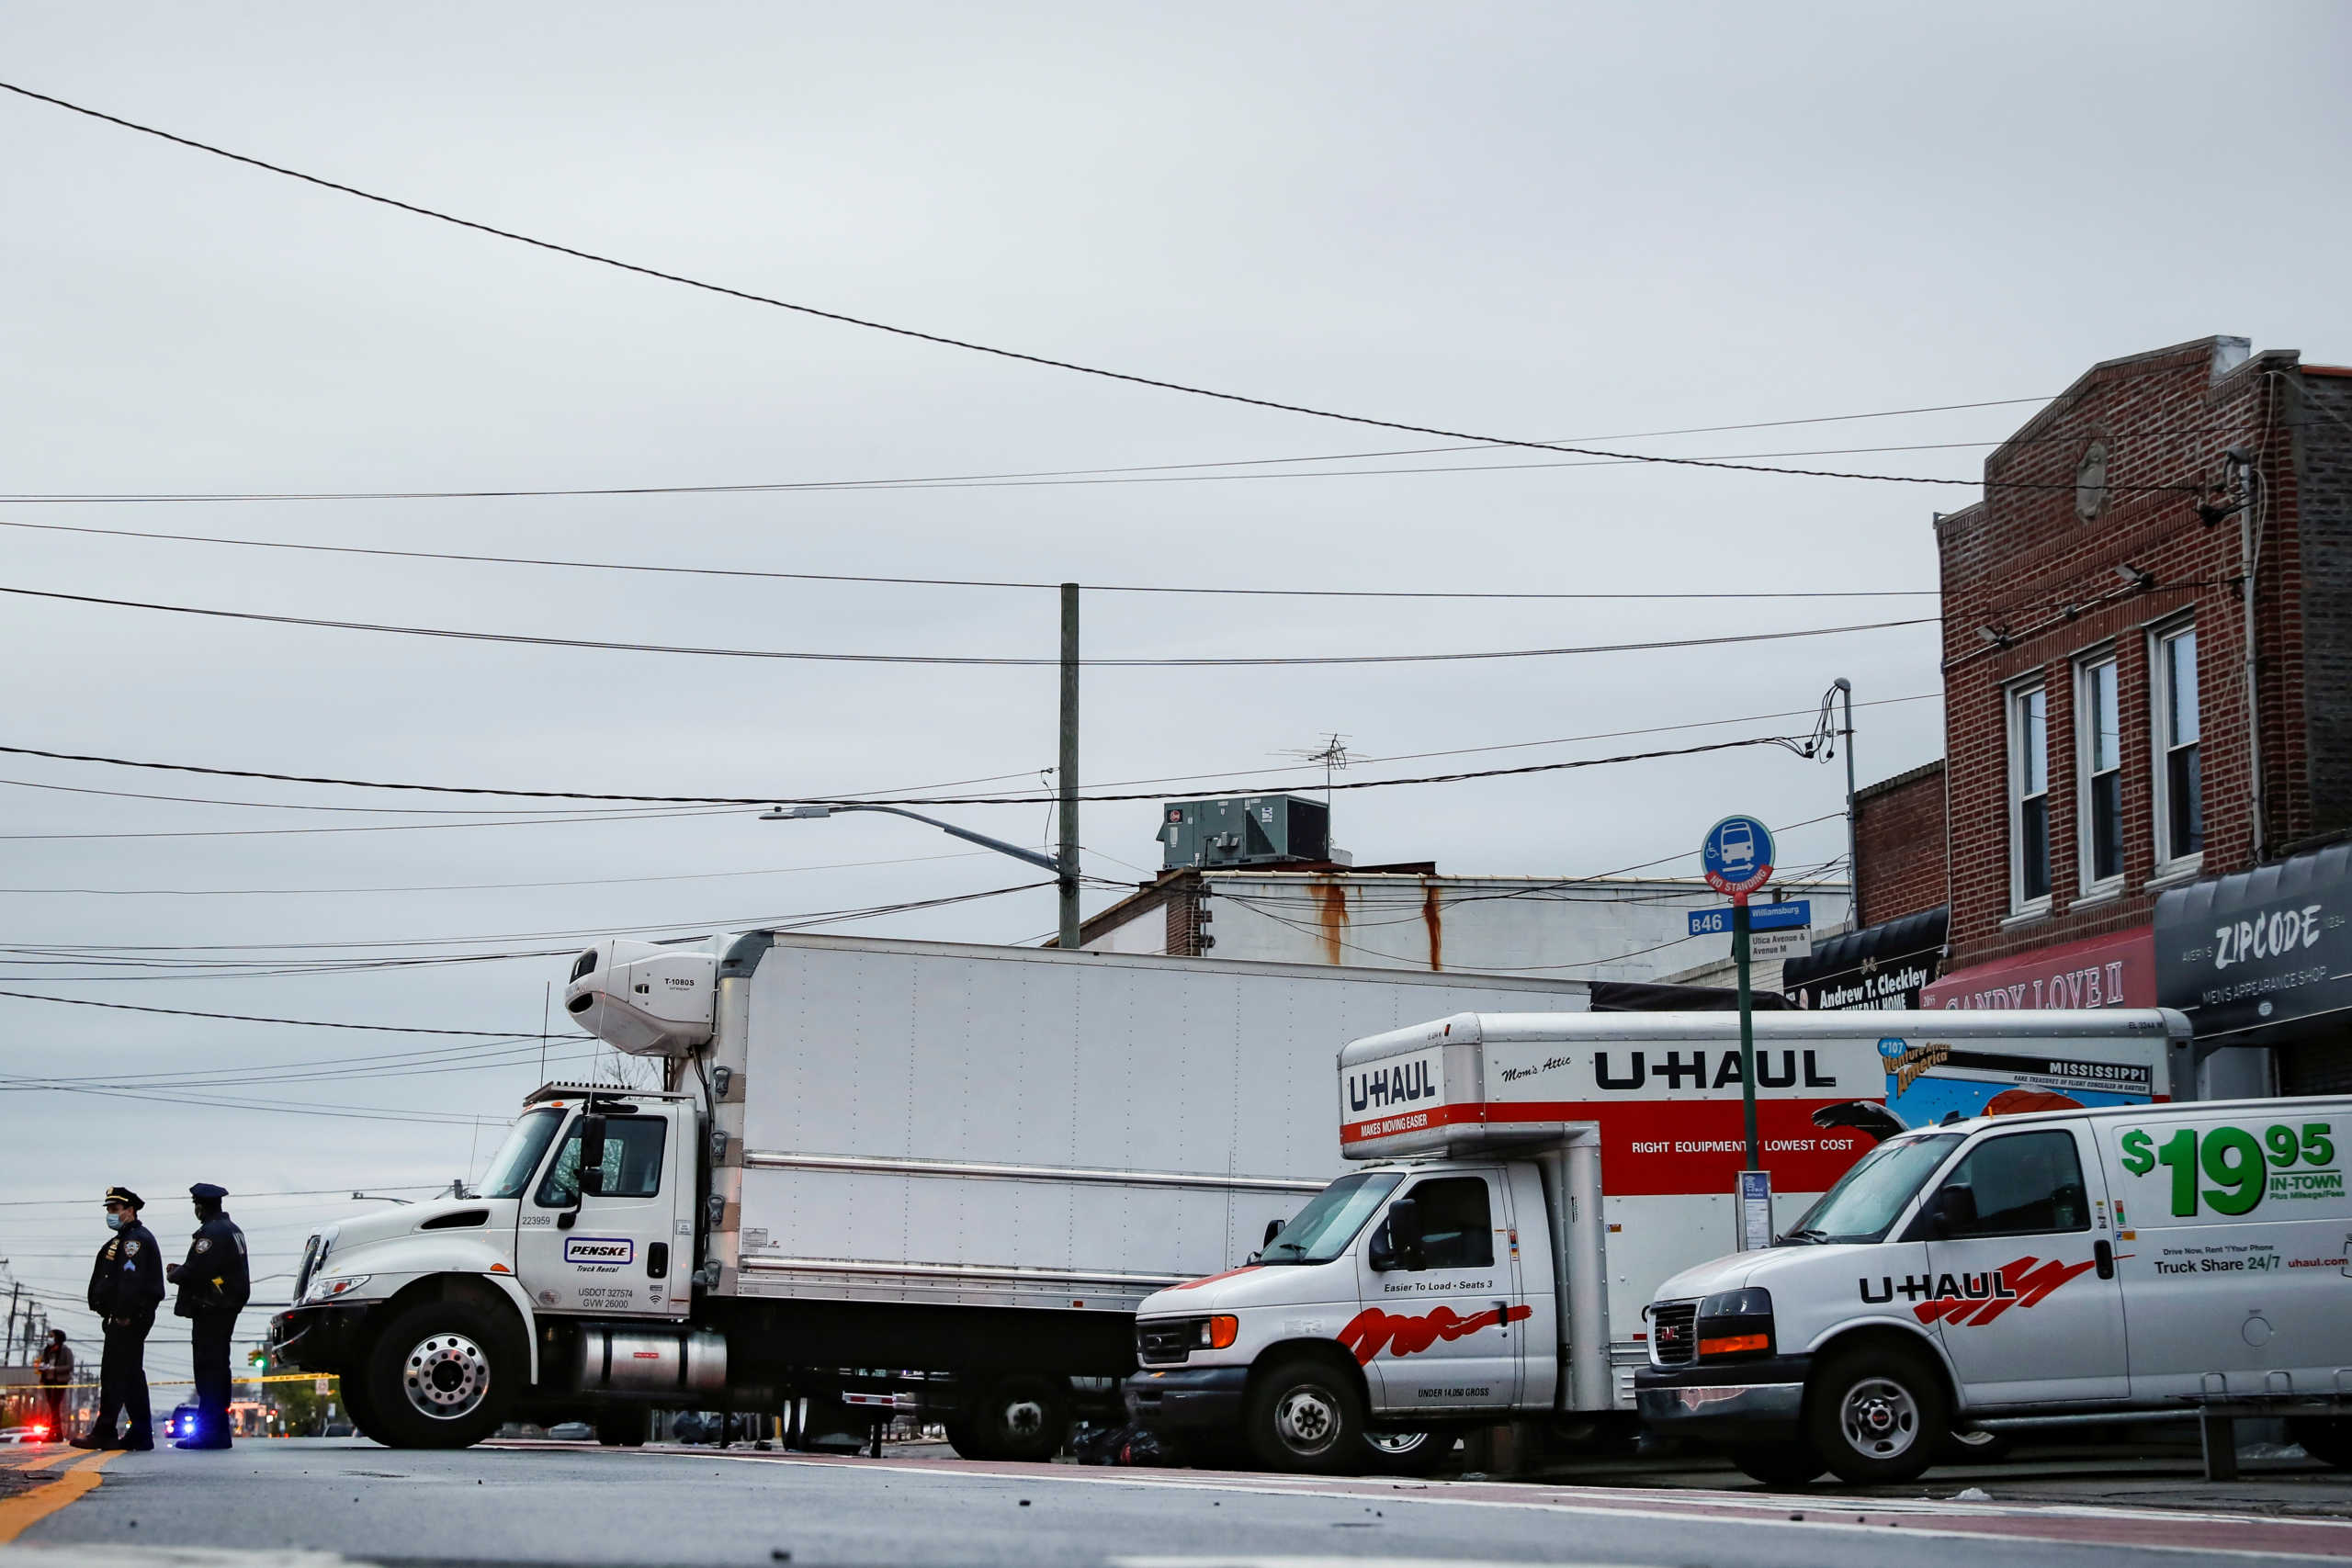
[1781, 761, 1948, 1011]
[1916, 336, 2352, 1094]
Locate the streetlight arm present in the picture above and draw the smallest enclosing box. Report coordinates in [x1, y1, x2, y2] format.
[769, 804, 1063, 875]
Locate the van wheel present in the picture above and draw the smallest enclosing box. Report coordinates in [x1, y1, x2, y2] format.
[1246, 1358, 1364, 1474]
[2290, 1417, 2352, 1471]
[360, 1300, 518, 1450]
[1729, 1443, 1823, 1487]
[595, 1405, 650, 1447]
[1360, 1427, 1456, 1477]
[1942, 1425, 2014, 1465]
[966, 1375, 1070, 1463]
[1805, 1344, 1948, 1485]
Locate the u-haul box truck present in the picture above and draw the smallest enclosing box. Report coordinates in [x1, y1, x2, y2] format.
[1124, 1008, 2190, 1473]
[1638, 1089, 2352, 1486]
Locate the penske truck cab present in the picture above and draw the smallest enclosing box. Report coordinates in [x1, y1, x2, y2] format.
[1124, 1007, 2195, 1474]
[1637, 1091, 2352, 1486]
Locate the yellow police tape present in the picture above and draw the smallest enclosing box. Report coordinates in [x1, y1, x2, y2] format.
[30, 1372, 336, 1393]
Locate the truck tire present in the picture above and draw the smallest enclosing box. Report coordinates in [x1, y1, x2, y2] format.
[596, 1405, 650, 1447]
[1729, 1443, 1823, 1487]
[359, 1299, 519, 1450]
[2290, 1417, 2352, 1471]
[962, 1375, 1071, 1463]
[340, 1374, 380, 1445]
[1359, 1427, 1455, 1477]
[1804, 1343, 1949, 1485]
[1246, 1358, 1365, 1474]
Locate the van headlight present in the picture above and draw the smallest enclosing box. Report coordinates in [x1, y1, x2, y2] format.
[1695, 1287, 1774, 1359]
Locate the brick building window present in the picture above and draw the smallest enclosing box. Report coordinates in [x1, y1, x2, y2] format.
[2153, 623, 2202, 869]
[2077, 653, 2122, 890]
[2010, 682, 2051, 910]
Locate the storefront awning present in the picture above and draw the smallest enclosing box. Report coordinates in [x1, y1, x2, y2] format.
[2155, 841, 2352, 1041]
[1780, 906, 1947, 1010]
[1919, 923, 2154, 1010]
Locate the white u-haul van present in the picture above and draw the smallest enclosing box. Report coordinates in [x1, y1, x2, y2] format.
[1637, 1093, 2352, 1484]
[1123, 1007, 2193, 1473]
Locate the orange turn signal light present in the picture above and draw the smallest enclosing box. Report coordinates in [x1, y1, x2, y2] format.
[1206, 1314, 1239, 1349]
[1698, 1333, 1770, 1357]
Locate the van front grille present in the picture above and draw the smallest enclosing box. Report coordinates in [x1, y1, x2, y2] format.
[1650, 1301, 1698, 1366]
[1136, 1320, 1196, 1365]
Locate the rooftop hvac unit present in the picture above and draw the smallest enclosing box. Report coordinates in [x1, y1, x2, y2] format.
[1157, 794, 1332, 870]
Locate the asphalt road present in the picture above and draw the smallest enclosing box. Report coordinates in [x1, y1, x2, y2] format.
[6, 1439, 2352, 1568]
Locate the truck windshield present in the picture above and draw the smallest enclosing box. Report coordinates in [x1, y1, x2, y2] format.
[1780, 1133, 1961, 1245]
[477, 1109, 563, 1200]
[1258, 1172, 1404, 1265]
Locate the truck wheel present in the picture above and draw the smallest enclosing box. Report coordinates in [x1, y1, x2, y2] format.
[360, 1299, 519, 1450]
[966, 1375, 1070, 1463]
[1246, 1358, 1365, 1474]
[596, 1406, 650, 1448]
[1359, 1427, 1455, 1477]
[2290, 1417, 2352, 1471]
[1729, 1443, 1823, 1487]
[1941, 1425, 2014, 1465]
[339, 1374, 380, 1445]
[1805, 1344, 1948, 1485]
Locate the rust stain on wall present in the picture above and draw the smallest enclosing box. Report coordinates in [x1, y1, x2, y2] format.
[1422, 882, 1444, 971]
[1315, 879, 1349, 965]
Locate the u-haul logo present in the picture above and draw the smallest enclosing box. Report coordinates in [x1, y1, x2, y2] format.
[1345, 1049, 1442, 1115]
[564, 1237, 635, 1265]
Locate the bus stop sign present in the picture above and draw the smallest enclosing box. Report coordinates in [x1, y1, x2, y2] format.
[1701, 814, 1775, 900]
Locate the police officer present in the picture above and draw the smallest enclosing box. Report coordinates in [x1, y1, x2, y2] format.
[165, 1182, 249, 1450]
[35, 1330, 73, 1443]
[72, 1187, 164, 1451]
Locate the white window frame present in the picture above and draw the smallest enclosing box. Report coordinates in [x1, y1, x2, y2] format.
[2008, 678, 2052, 916]
[2075, 649, 2124, 897]
[2149, 619, 2204, 879]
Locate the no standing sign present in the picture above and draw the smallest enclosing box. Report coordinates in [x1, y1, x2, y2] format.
[1699, 814, 1775, 903]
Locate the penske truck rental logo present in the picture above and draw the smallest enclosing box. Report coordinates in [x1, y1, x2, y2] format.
[564, 1236, 635, 1266]
[1859, 1254, 2099, 1325]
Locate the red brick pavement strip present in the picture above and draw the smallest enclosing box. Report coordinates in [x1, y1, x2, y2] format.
[490, 1443, 2352, 1559]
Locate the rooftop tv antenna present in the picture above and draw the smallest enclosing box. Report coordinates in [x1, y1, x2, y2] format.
[1279, 733, 1355, 807]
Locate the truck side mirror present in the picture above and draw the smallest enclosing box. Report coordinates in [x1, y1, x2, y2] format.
[1262, 1218, 1285, 1250]
[1385, 1198, 1424, 1271]
[577, 1114, 607, 1200]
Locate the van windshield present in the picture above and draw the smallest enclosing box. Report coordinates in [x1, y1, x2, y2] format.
[1257, 1172, 1404, 1265]
[1780, 1133, 1961, 1245]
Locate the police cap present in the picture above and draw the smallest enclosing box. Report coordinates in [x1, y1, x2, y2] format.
[189, 1183, 229, 1202]
[103, 1186, 142, 1210]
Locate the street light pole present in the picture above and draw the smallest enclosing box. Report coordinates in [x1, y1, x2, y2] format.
[1833, 677, 1859, 928]
[1057, 583, 1081, 952]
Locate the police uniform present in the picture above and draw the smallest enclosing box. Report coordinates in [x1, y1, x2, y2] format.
[80, 1186, 164, 1450]
[171, 1183, 250, 1450]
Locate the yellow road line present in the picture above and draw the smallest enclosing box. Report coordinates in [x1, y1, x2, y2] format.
[8, 1451, 81, 1473]
[0, 1450, 117, 1543]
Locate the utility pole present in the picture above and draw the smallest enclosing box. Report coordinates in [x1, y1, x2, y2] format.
[1057, 582, 1081, 953]
[1833, 678, 1859, 928]
[2, 1280, 18, 1366]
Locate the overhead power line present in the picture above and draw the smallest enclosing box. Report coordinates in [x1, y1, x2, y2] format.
[0, 80, 2199, 499]
[0, 730, 1833, 810]
[0, 517, 1937, 601]
[0, 579, 1933, 666]
[0, 988, 520, 1035]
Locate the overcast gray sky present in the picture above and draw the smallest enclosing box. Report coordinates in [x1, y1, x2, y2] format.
[0, 3, 2346, 1376]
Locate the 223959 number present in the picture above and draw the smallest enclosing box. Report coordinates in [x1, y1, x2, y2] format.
[2117, 1122, 2335, 1217]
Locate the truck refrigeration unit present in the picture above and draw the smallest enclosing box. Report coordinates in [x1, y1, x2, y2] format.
[269, 933, 1618, 1453]
[1121, 1007, 2196, 1473]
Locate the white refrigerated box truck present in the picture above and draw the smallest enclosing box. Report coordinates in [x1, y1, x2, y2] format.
[268, 932, 1607, 1451]
[1121, 1007, 2194, 1473]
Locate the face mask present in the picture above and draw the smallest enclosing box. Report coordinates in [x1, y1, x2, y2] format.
[105, 1213, 125, 1231]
